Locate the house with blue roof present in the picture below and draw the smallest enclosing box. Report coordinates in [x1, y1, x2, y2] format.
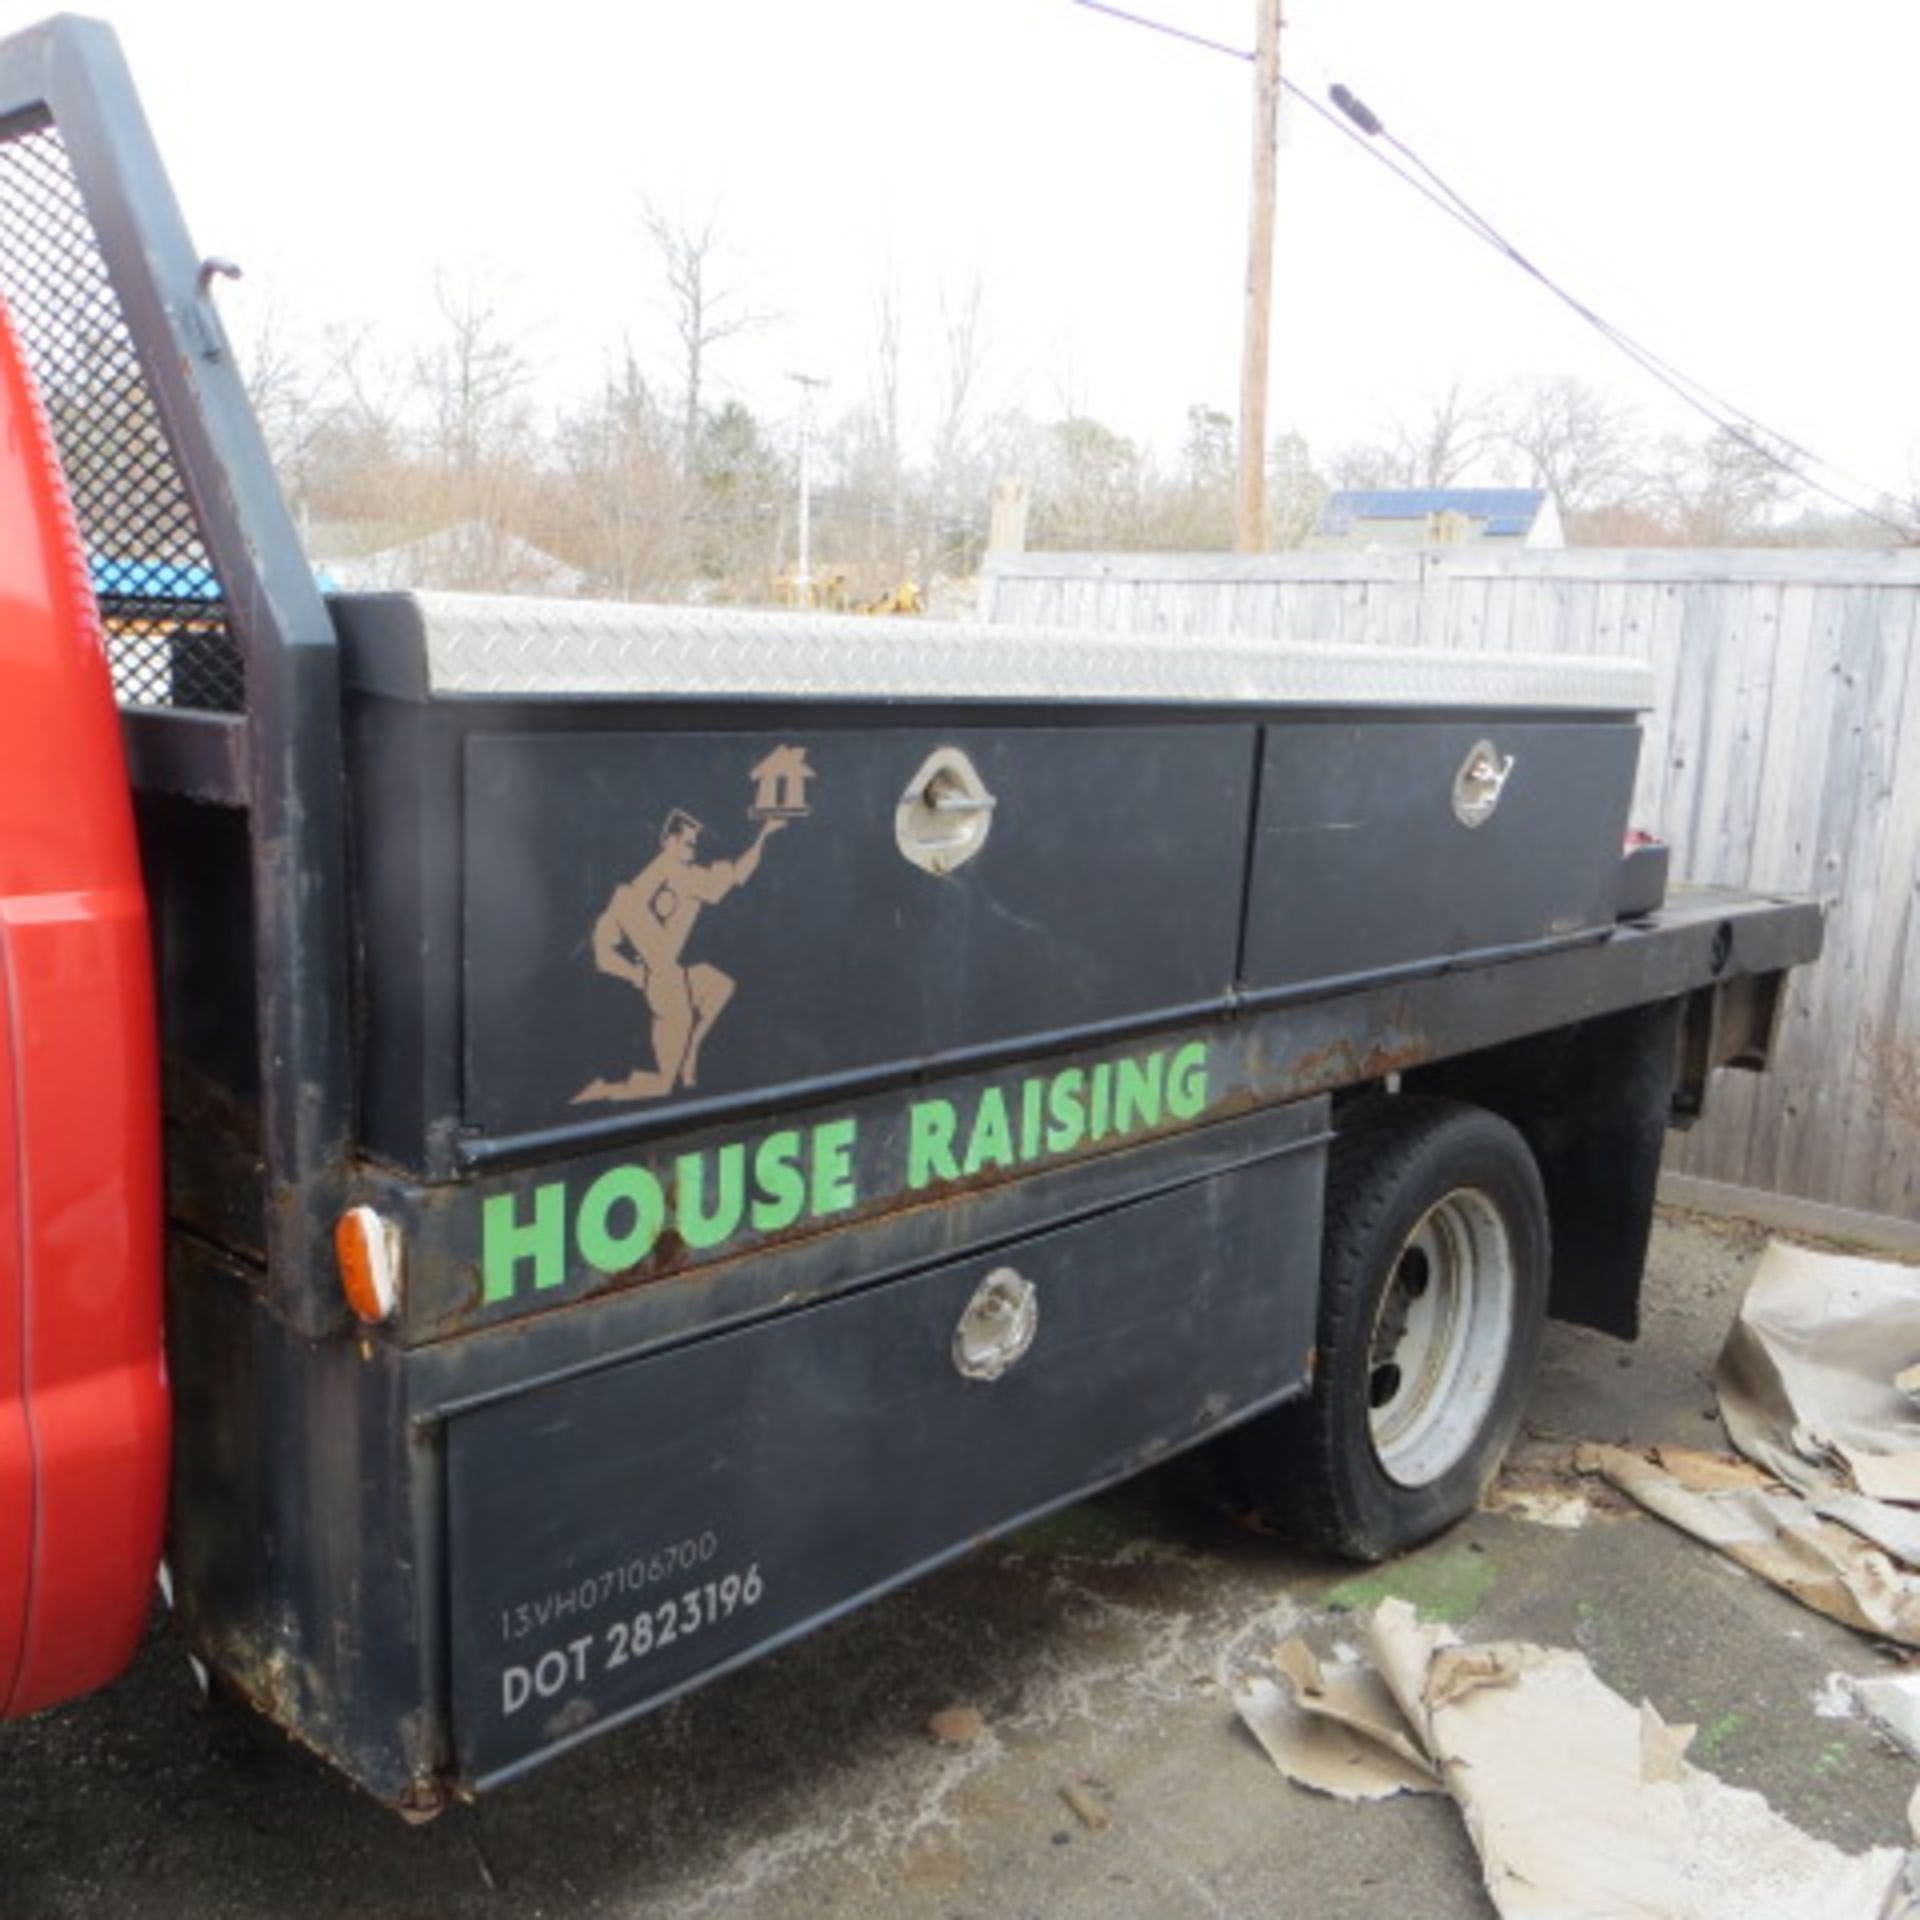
[1312, 487, 1564, 551]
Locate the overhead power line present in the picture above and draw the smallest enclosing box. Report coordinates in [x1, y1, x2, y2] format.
[1071, 0, 1252, 63]
[1071, 1, 1915, 538]
[1317, 83, 1914, 538]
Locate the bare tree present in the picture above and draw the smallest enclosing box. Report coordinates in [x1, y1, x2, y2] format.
[1330, 382, 1497, 494]
[237, 312, 412, 537]
[1146, 402, 1233, 548]
[929, 274, 985, 480]
[1498, 374, 1645, 516]
[862, 264, 908, 579]
[1043, 338, 1090, 428]
[1031, 413, 1145, 550]
[1266, 428, 1327, 548]
[320, 320, 403, 447]
[869, 265, 903, 502]
[384, 276, 545, 587]
[924, 272, 992, 572]
[691, 398, 787, 595]
[237, 299, 318, 505]
[1182, 404, 1233, 493]
[554, 345, 687, 597]
[1652, 427, 1792, 544]
[641, 201, 763, 474]
[1396, 380, 1498, 488]
[1327, 440, 1405, 491]
[809, 270, 916, 596]
[413, 273, 533, 478]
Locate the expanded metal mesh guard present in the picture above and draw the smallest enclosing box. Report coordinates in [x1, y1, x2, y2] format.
[0, 120, 242, 711]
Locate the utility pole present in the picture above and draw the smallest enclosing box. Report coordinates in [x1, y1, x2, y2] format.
[788, 370, 827, 607]
[1235, 0, 1282, 551]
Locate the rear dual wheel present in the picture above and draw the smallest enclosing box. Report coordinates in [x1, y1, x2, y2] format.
[1227, 1096, 1549, 1561]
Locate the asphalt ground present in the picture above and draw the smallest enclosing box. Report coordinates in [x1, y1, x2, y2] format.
[4, 1208, 1916, 1920]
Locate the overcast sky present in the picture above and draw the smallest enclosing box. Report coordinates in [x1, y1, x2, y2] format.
[9, 0, 1915, 506]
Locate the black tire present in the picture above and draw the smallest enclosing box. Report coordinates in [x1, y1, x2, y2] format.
[1226, 1095, 1549, 1562]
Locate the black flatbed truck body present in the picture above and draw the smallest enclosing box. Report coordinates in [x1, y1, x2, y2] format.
[159, 657, 1816, 1800]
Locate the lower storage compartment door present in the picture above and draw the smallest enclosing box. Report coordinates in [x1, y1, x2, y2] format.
[444, 1126, 1324, 1782]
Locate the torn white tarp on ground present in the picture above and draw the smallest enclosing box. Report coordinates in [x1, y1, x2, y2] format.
[1719, 1241, 1920, 1507]
[1235, 1599, 1916, 1920]
[1582, 1442, 1920, 1645]
[1232, 1635, 1440, 1801]
[1850, 1672, 1920, 1764]
[1587, 1240, 1920, 1645]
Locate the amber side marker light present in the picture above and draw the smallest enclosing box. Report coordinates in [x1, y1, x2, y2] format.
[335, 1205, 402, 1324]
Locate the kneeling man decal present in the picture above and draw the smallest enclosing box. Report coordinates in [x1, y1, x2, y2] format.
[574, 746, 813, 1104]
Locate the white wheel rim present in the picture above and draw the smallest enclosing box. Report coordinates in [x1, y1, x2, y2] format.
[1365, 1186, 1516, 1488]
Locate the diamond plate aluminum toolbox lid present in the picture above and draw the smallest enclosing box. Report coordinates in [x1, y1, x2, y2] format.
[331, 591, 1653, 710]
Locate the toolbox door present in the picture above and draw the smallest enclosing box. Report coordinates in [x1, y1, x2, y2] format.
[1243, 717, 1641, 989]
[459, 723, 1255, 1141]
[440, 1106, 1324, 1783]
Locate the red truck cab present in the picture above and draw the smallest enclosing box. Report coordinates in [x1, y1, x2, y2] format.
[0, 297, 167, 1719]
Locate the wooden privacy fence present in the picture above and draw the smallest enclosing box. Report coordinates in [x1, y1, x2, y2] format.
[981, 549, 1920, 1232]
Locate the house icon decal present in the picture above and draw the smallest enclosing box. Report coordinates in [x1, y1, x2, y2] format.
[750, 744, 816, 819]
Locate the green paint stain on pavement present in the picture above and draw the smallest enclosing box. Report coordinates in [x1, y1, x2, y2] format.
[1323, 1546, 1498, 1624]
[1012, 1502, 1141, 1558]
[1692, 1712, 1746, 1762]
